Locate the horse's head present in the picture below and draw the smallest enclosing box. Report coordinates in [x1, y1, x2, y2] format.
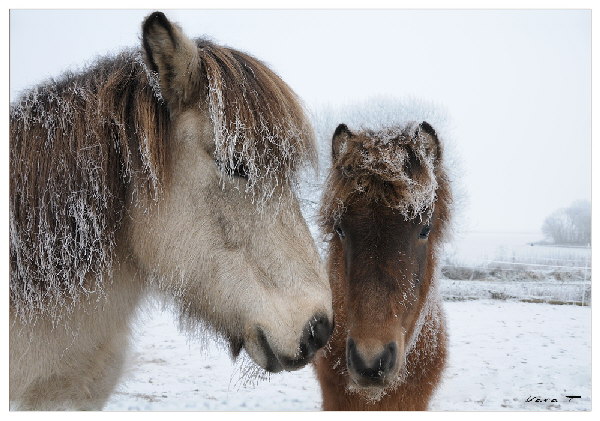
[321, 121, 451, 389]
[130, 12, 333, 372]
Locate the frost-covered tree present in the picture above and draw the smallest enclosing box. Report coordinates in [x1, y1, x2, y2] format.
[542, 200, 591, 245]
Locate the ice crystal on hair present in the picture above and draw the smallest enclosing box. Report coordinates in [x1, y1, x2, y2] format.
[134, 52, 164, 104]
[198, 40, 316, 208]
[10, 49, 170, 323]
[321, 122, 441, 229]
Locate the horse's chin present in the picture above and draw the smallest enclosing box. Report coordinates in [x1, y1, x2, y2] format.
[228, 336, 244, 359]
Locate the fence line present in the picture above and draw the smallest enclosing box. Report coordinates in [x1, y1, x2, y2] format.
[494, 256, 590, 263]
[442, 265, 589, 275]
[485, 260, 591, 270]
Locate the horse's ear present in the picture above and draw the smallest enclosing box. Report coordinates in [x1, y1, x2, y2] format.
[417, 121, 442, 162]
[142, 12, 201, 107]
[332, 123, 353, 161]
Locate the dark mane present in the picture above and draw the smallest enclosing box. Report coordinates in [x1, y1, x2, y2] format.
[10, 50, 169, 317]
[320, 123, 452, 241]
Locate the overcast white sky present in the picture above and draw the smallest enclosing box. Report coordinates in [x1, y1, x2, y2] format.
[9, 9, 591, 233]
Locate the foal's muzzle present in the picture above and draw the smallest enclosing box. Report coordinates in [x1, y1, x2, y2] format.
[259, 314, 333, 372]
[347, 338, 398, 386]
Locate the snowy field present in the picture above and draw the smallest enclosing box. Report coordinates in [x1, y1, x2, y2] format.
[445, 231, 591, 268]
[440, 232, 591, 306]
[105, 298, 591, 411]
[102, 227, 591, 412]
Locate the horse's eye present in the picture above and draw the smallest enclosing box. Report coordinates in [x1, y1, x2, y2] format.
[216, 159, 249, 180]
[230, 161, 249, 179]
[335, 225, 346, 239]
[419, 224, 431, 239]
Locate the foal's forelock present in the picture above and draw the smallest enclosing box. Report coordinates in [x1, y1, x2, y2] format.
[320, 124, 439, 230]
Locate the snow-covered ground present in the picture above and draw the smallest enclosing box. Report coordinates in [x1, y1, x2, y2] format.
[105, 298, 591, 411]
[103, 226, 591, 412]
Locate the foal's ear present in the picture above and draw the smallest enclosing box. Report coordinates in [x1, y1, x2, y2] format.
[142, 12, 201, 107]
[417, 121, 442, 162]
[332, 123, 353, 161]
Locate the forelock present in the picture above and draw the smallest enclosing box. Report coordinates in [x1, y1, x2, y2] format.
[197, 39, 316, 206]
[321, 123, 440, 226]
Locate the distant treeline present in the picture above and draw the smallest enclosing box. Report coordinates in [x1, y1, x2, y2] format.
[542, 200, 590, 246]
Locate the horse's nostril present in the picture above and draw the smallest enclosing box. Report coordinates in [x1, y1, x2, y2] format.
[301, 315, 332, 357]
[347, 338, 362, 371]
[382, 341, 397, 371]
[277, 314, 333, 370]
[307, 314, 333, 350]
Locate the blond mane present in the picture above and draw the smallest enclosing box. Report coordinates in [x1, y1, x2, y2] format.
[197, 39, 316, 204]
[10, 40, 316, 321]
[10, 50, 169, 320]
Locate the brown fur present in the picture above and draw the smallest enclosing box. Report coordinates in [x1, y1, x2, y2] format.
[315, 122, 452, 410]
[197, 42, 316, 187]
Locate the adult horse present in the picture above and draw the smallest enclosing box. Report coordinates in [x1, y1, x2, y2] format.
[10, 12, 332, 410]
[315, 121, 452, 410]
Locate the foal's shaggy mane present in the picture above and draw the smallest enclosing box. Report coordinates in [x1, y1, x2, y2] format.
[10, 40, 315, 322]
[320, 122, 452, 235]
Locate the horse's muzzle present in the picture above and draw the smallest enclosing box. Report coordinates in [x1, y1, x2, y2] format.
[258, 314, 333, 372]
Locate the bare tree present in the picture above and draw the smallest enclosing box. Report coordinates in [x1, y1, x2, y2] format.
[542, 200, 590, 245]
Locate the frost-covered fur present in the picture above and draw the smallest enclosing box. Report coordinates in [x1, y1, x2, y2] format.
[315, 121, 452, 410]
[10, 50, 168, 324]
[320, 123, 440, 224]
[10, 240, 143, 410]
[10, 12, 332, 410]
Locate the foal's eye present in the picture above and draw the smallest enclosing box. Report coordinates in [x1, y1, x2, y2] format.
[334, 225, 346, 239]
[419, 224, 431, 239]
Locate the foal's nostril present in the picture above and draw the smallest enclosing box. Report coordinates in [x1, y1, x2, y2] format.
[347, 339, 398, 381]
[381, 342, 397, 372]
